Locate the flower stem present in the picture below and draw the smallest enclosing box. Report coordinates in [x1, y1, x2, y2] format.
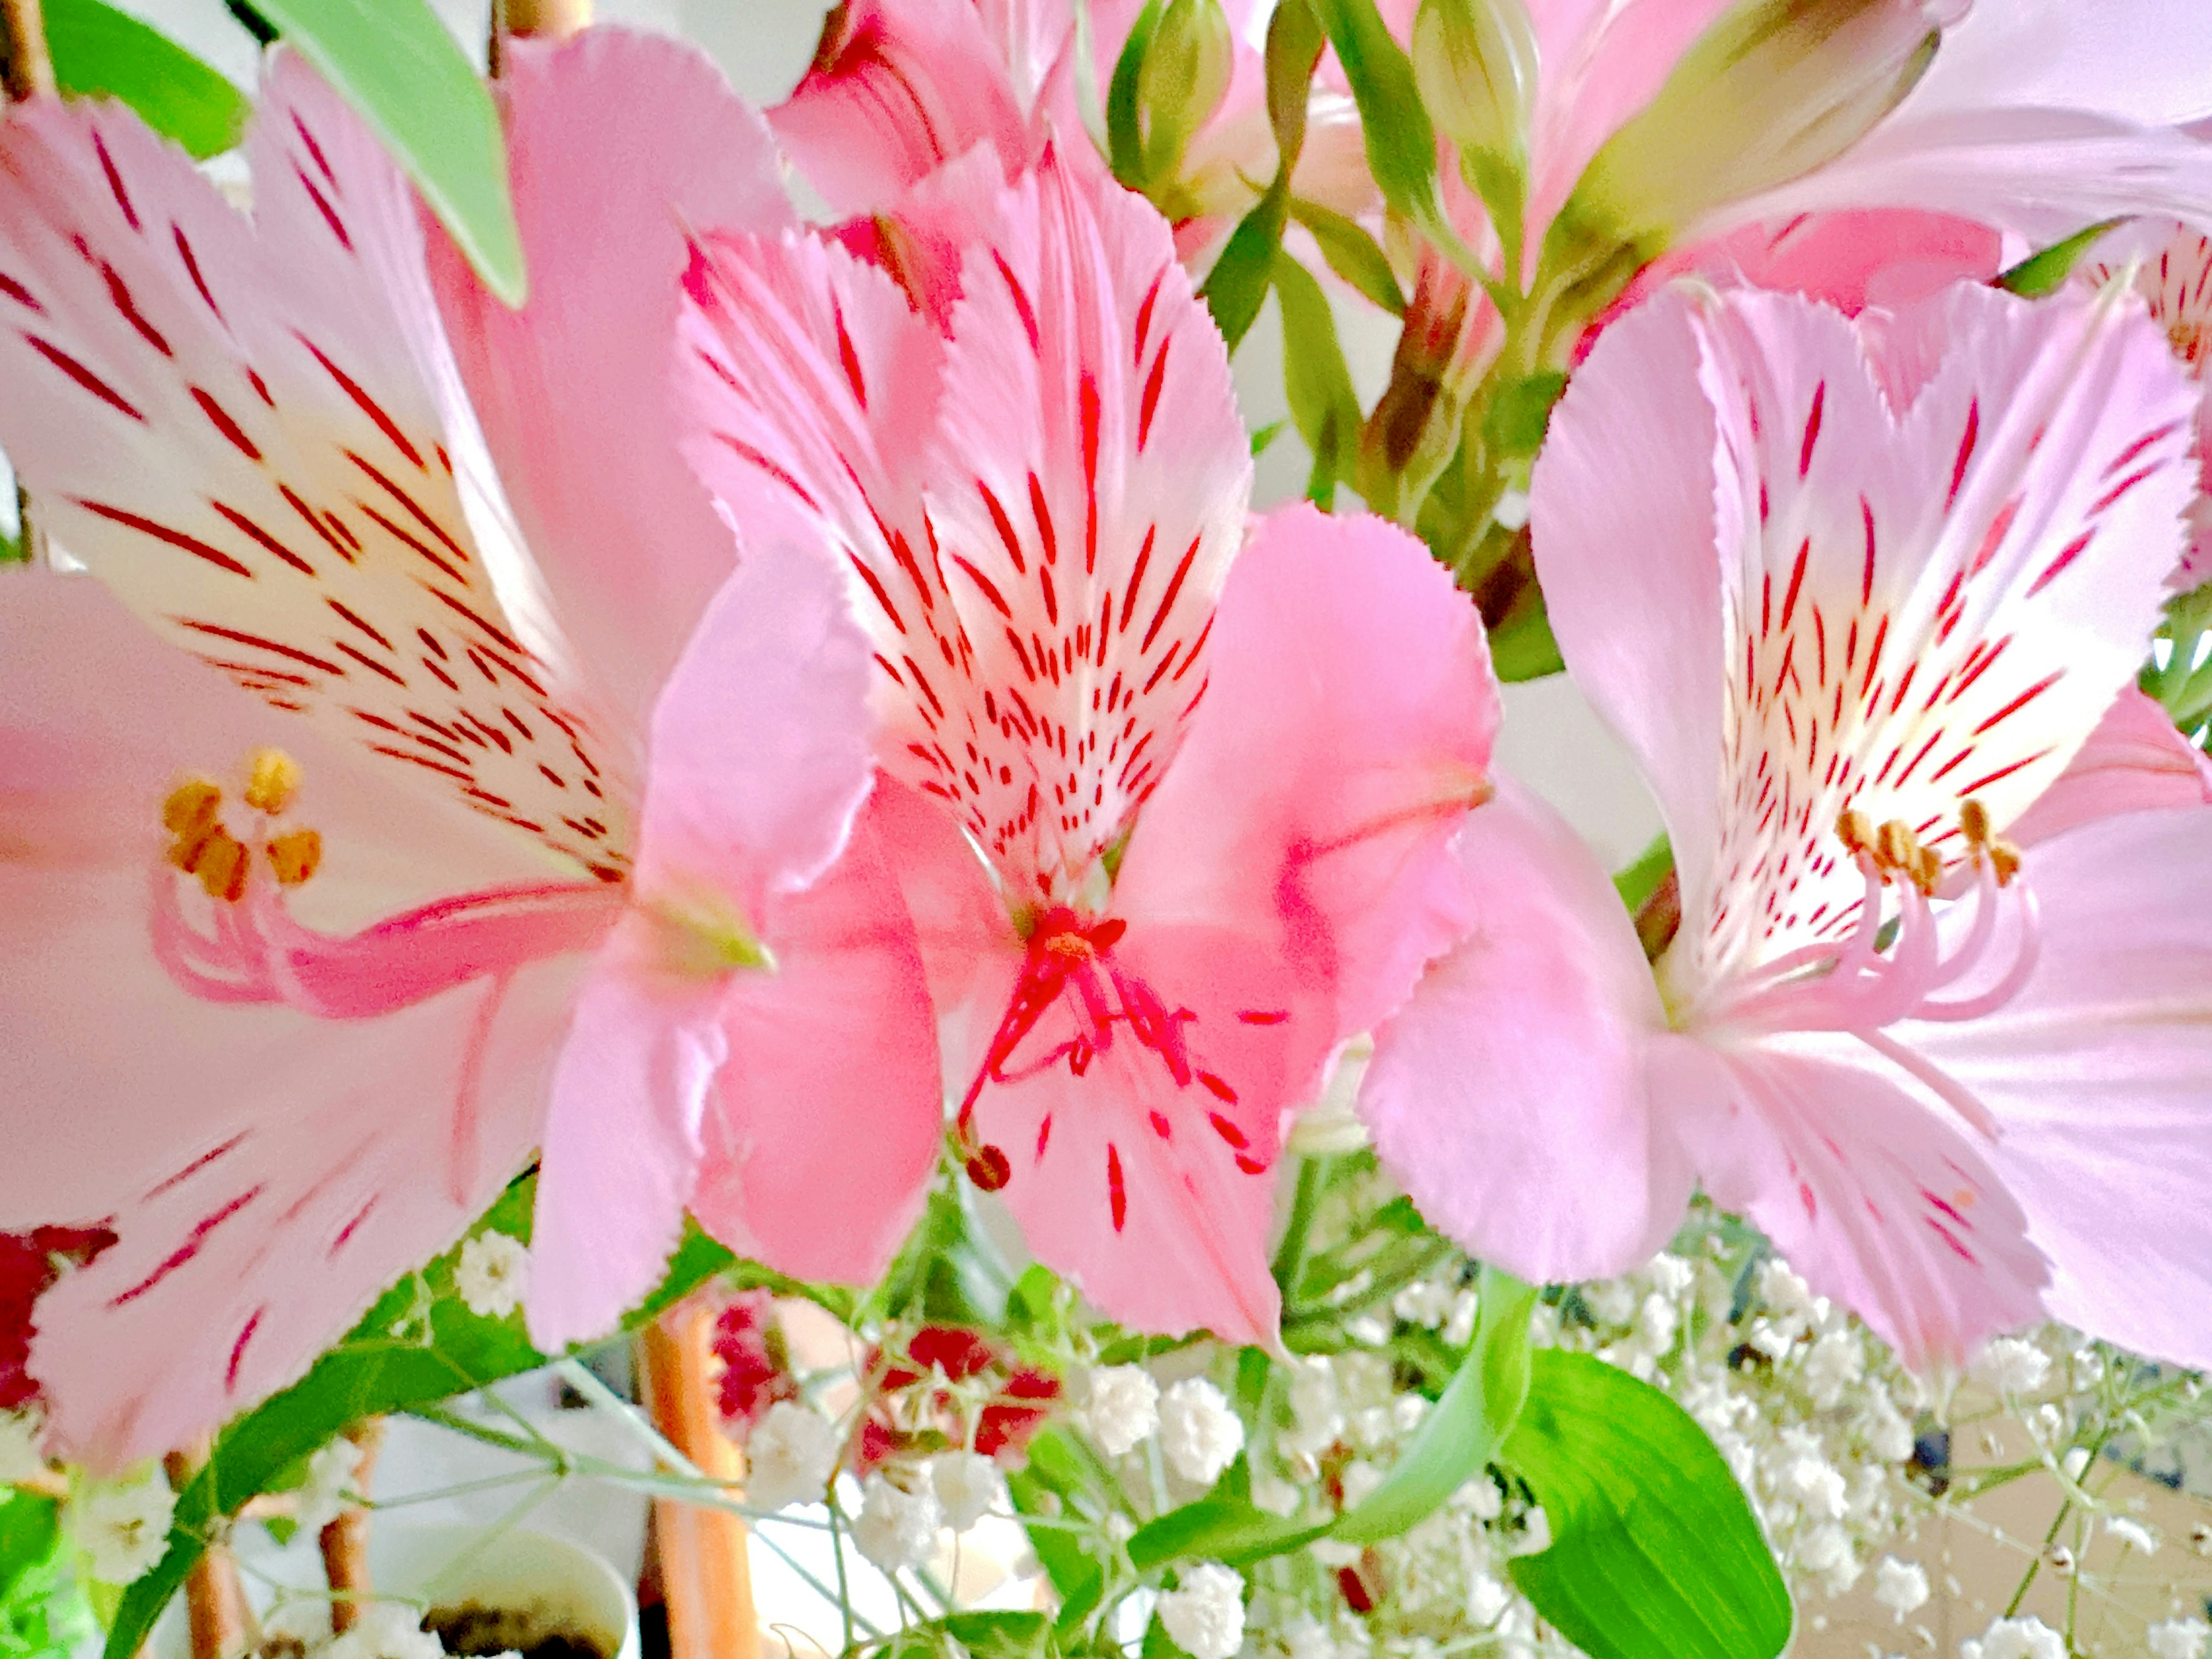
[320, 1418, 386, 1634]
[164, 1439, 253, 1659]
[638, 1303, 762, 1659]
[0, 0, 53, 101]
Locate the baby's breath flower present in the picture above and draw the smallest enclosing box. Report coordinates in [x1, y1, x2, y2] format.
[1871, 1555, 1928, 1620]
[454, 1232, 529, 1321]
[2149, 1615, 2211, 1659]
[1157, 1562, 1245, 1659]
[1160, 1378, 1244, 1486]
[744, 1401, 840, 1511]
[294, 1434, 366, 1534]
[75, 1474, 175, 1585]
[0, 1408, 47, 1486]
[324, 1604, 444, 1659]
[1971, 1336, 2051, 1397]
[1960, 1613, 2065, 1659]
[1082, 1366, 1160, 1457]
[929, 1450, 1005, 1532]
[853, 1473, 942, 1570]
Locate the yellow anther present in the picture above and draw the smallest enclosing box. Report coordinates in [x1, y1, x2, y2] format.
[243, 748, 302, 815]
[162, 778, 222, 836]
[1959, 796, 1991, 848]
[1913, 845, 1943, 895]
[1988, 839, 2022, 888]
[266, 828, 323, 887]
[1836, 808, 1873, 857]
[1044, 933, 1096, 963]
[173, 825, 249, 902]
[1876, 818, 1918, 874]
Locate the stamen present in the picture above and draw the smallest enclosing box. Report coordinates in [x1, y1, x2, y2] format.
[243, 748, 302, 815]
[162, 778, 221, 836]
[171, 824, 249, 902]
[266, 828, 323, 887]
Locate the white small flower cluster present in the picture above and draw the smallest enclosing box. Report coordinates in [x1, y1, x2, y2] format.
[294, 1434, 368, 1534]
[0, 1406, 48, 1485]
[1959, 1613, 2066, 1659]
[323, 1604, 445, 1659]
[2149, 1615, 2212, 1659]
[744, 1400, 842, 1511]
[1157, 1562, 1247, 1659]
[1160, 1379, 1245, 1486]
[1082, 1365, 1160, 1456]
[73, 1470, 176, 1584]
[853, 1472, 943, 1571]
[454, 1232, 529, 1321]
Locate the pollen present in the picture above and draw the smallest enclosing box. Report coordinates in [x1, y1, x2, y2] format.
[266, 828, 323, 887]
[162, 778, 222, 836]
[243, 748, 302, 815]
[171, 824, 249, 902]
[1838, 809, 1942, 893]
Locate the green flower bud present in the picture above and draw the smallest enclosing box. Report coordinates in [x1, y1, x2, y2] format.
[1139, 0, 1237, 184]
[1410, 0, 1537, 169]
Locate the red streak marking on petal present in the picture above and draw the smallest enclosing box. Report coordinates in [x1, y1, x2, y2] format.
[980, 481, 1027, 574]
[326, 597, 393, 650]
[1028, 472, 1058, 567]
[1947, 399, 1979, 508]
[334, 640, 408, 688]
[833, 306, 867, 407]
[850, 552, 910, 632]
[176, 618, 340, 673]
[302, 338, 423, 465]
[1106, 1143, 1127, 1232]
[295, 168, 353, 251]
[1141, 534, 1203, 653]
[1954, 747, 2053, 797]
[1967, 498, 2019, 576]
[1893, 727, 1945, 786]
[26, 336, 142, 419]
[1137, 339, 1171, 450]
[1779, 537, 1808, 632]
[192, 387, 261, 459]
[422, 585, 526, 657]
[0, 270, 40, 312]
[1972, 670, 2062, 737]
[1132, 270, 1164, 364]
[171, 225, 221, 320]
[710, 430, 821, 512]
[1005, 627, 1037, 681]
[370, 743, 471, 782]
[143, 1131, 247, 1200]
[1927, 1218, 1976, 1263]
[347, 451, 470, 561]
[80, 499, 251, 575]
[2103, 419, 2182, 479]
[1149, 1111, 1172, 1141]
[995, 251, 1039, 350]
[209, 501, 311, 574]
[358, 502, 467, 585]
[2025, 531, 2094, 599]
[91, 131, 140, 230]
[1798, 382, 1825, 478]
[109, 1186, 263, 1306]
[279, 484, 351, 561]
[1036, 1115, 1052, 1160]
[225, 1307, 263, 1392]
[1038, 562, 1058, 626]
[903, 655, 945, 718]
[2090, 464, 2159, 516]
[101, 265, 169, 356]
[1859, 498, 1878, 604]
[291, 112, 338, 188]
[1209, 1112, 1248, 1150]
[1173, 616, 1212, 680]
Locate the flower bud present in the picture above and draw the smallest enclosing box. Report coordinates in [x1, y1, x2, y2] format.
[1563, 0, 1957, 255]
[1410, 0, 1537, 168]
[1139, 0, 1237, 183]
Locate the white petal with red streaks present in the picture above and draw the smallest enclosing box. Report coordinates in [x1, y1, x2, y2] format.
[0, 571, 573, 1468]
[0, 67, 629, 877]
[2005, 687, 2212, 849]
[921, 154, 1251, 899]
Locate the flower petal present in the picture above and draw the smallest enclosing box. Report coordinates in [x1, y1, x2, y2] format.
[1361, 779, 1690, 1282]
[0, 59, 632, 876]
[2005, 687, 2212, 849]
[427, 28, 791, 736]
[1904, 806, 2212, 1368]
[1668, 1036, 2050, 1370]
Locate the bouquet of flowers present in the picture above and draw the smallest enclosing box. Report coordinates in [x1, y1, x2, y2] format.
[5, 0, 2212, 1656]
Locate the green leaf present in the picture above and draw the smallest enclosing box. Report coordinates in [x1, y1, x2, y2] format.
[1333, 1268, 1535, 1543]
[1505, 1351, 1792, 1659]
[1611, 834, 1673, 912]
[1202, 181, 1288, 350]
[1995, 218, 2122, 298]
[249, 0, 525, 304]
[1272, 251, 1362, 502]
[1106, 0, 1166, 187]
[878, 1611, 1058, 1659]
[1479, 370, 1567, 461]
[104, 1179, 732, 1659]
[1288, 199, 1406, 315]
[1262, 0, 1326, 166]
[1487, 597, 1563, 681]
[1127, 1489, 1329, 1570]
[43, 0, 249, 158]
[0, 1492, 59, 1606]
[1305, 0, 1437, 222]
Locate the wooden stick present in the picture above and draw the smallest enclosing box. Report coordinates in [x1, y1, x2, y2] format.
[0, 0, 54, 101]
[320, 1419, 385, 1634]
[163, 1442, 251, 1659]
[497, 0, 592, 45]
[638, 1307, 761, 1659]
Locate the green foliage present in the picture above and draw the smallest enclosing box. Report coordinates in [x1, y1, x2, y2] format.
[876, 1610, 1059, 1659]
[247, 0, 526, 304]
[1288, 200, 1406, 316]
[1272, 252, 1362, 506]
[1480, 370, 1567, 462]
[1996, 218, 2123, 298]
[1333, 1268, 1536, 1542]
[1487, 597, 1563, 681]
[1612, 834, 1675, 912]
[43, 0, 248, 158]
[103, 1177, 734, 1659]
[1106, 0, 1167, 187]
[1201, 188, 1288, 350]
[1127, 1483, 1329, 1570]
[1305, 0, 1437, 224]
[0, 1490, 88, 1659]
[1198, 0, 1325, 350]
[1505, 1351, 1793, 1659]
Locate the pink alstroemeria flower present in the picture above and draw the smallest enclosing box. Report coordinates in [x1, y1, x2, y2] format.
[680, 150, 1499, 1344]
[0, 35, 934, 1464]
[1362, 278, 2212, 1370]
[2078, 220, 2212, 588]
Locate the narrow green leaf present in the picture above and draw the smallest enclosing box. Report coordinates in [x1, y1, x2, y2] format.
[1333, 1268, 1536, 1543]
[1106, 0, 1166, 187]
[878, 1611, 1057, 1659]
[1248, 419, 1288, 457]
[1611, 834, 1673, 912]
[1479, 370, 1567, 461]
[1127, 1490, 1330, 1570]
[1305, 0, 1437, 222]
[249, 0, 525, 304]
[1996, 218, 2123, 298]
[1273, 251, 1362, 499]
[1487, 597, 1563, 681]
[1202, 181, 1288, 349]
[44, 0, 249, 158]
[1262, 0, 1325, 166]
[104, 1179, 732, 1659]
[0, 1490, 59, 1604]
[1505, 1351, 1793, 1659]
[1288, 199, 1406, 315]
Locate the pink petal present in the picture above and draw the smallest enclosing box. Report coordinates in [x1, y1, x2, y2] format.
[427, 28, 791, 735]
[1668, 1037, 2049, 1370]
[2005, 687, 2212, 849]
[0, 574, 576, 1465]
[1112, 502, 1498, 1039]
[767, 0, 1040, 216]
[1900, 0, 2212, 130]
[1904, 806, 2212, 1368]
[919, 153, 1251, 898]
[0, 61, 636, 878]
[1617, 210, 2003, 324]
[1362, 780, 1692, 1282]
[687, 799, 942, 1286]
